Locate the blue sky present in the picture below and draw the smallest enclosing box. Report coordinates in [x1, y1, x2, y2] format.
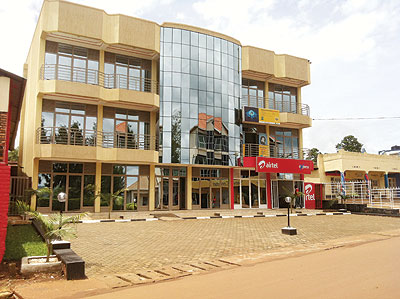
[1, 0, 399, 153]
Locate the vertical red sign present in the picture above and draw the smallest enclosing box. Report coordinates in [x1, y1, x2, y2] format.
[304, 183, 316, 209]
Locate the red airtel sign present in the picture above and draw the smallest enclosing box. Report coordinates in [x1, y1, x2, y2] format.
[256, 157, 314, 174]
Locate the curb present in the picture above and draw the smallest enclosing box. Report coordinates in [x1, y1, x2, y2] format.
[78, 212, 352, 224]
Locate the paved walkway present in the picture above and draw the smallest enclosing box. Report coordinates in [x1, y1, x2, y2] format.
[69, 214, 400, 276]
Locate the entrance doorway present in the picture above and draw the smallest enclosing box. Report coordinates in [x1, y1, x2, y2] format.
[271, 180, 304, 209]
[155, 167, 186, 210]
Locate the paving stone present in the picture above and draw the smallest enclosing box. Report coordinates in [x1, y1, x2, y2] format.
[170, 264, 204, 274]
[134, 270, 170, 281]
[116, 273, 150, 285]
[95, 275, 131, 289]
[70, 215, 400, 277]
[189, 262, 218, 271]
[153, 267, 191, 278]
[202, 259, 235, 268]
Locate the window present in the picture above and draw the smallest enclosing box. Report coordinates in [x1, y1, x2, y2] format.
[37, 161, 96, 211]
[104, 52, 152, 91]
[268, 83, 297, 113]
[102, 107, 150, 149]
[40, 100, 97, 146]
[270, 128, 299, 159]
[44, 41, 99, 84]
[101, 164, 150, 210]
[242, 79, 264, 108]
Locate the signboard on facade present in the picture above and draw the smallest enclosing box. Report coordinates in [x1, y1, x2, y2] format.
[243, 106, 280, 125]
[259, 145, 269, 157]
[259, 108, 280, 124]
[304, 183, 316, 209]
[256, 157, 314, 174]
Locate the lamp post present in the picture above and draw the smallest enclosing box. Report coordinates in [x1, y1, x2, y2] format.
[282, 196, 297, 235]
[57, 192, 67, 229]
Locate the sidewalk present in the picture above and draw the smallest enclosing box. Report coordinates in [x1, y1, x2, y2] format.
[12, 228, 400, 299]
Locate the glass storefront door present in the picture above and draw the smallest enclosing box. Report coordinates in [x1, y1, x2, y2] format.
[155, 167, 186, 210]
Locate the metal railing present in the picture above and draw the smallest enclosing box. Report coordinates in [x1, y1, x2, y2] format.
[40, 64, 159, 94]
[101, 131, 158, 150]
[36, 127, 158, 150]
[370, 187, 400, 209]
[243, 143, 303, 159]
[9, 176, 32, 216]
[36, 127, 98, 146]
[241, 95, 310, 116]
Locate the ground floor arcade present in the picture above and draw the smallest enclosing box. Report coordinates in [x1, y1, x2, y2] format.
[31, 157, 314, 213]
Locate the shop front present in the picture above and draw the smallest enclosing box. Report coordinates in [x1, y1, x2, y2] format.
[235, 156, 314, 209]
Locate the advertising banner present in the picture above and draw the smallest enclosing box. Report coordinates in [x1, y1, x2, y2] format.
[304, 183, 316, 209]
[256, 157, 314, 174]
[259, 145, 269, 157]
[259, 108, 280, 124]
[243, 106, 280, 125]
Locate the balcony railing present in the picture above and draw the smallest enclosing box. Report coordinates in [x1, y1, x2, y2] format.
[243, 143, 304, 159]
[241, 95, 310, 116]
[40, 64, 159, 94]
[36, 127, 158, 151]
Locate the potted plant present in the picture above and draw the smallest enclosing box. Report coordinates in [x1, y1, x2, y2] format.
[336, 191, 358, 211]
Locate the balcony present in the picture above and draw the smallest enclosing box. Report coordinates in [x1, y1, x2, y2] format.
[35, 127, 159, 163]
[39, 64, 160, 110]
[41, 64, 159, 94]
[243, 143, 303, 159]
[36, 127, 158, 150]
[241, 95, 312, 128]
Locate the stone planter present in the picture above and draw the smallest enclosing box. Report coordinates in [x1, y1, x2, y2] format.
[20, 255, 62, 275]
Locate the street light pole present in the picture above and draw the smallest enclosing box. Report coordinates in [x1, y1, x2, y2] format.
[282, 196, 297, 235]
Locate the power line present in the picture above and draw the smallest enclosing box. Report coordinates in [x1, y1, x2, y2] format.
[313, 116, 400, 121]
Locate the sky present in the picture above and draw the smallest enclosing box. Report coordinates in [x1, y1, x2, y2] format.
[1, 0, 399, 154]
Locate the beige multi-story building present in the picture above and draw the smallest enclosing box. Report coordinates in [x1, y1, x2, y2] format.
[20, 0, 313, 213]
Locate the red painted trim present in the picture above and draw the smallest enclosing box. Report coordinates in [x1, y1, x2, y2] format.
[230, 168, 234, 209]
[266, 173, 272, 209]
[300, 174, 304, 180]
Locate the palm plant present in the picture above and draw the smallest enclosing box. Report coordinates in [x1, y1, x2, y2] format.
[28, 211, 86, 262]
[85, 184, 125, 219]
[336, 191, 358, 211]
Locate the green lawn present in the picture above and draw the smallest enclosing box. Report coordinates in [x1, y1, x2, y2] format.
[4, 225, 47, 261]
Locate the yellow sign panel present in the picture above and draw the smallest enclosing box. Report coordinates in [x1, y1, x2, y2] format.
[259, 108, 280, 124]
[259, 145, 269, 157]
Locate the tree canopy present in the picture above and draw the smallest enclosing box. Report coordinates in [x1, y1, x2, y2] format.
[336, 135, 363, 152]
[305, 148, 321, 163]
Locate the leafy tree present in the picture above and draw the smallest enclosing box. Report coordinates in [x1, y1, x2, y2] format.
[171, 111, 181, 163]
[336, 135, 363, 152]
[305, 148, 321, 163]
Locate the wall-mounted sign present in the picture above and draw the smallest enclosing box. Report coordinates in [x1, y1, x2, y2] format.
[304, 183, 316, 209]
[259, 145, 269, 157]
[243, 106, 280, 125]
[256, 157, 314, 174]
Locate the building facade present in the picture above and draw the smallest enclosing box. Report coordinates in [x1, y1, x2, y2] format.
[305, 150, 400, 199]
[0, 68, 26, 261]
[20, 0, 313, 213]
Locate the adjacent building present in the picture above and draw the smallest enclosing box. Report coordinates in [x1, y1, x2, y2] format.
[0, 68, 26, 261]
[19, 0, 313, 213]
[305, 150, 400, 200]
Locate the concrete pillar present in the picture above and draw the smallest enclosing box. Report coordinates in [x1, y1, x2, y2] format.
[94, 162, 102, 213]
[30, 159, 39, 210]
[384, 173, 389, 188]
[299, 129, 303, 159]
[186, 166, 192, 210]
[99, 50, 105, 73]
[264, 80, 269, 109]
[149, 164, 155, 211]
